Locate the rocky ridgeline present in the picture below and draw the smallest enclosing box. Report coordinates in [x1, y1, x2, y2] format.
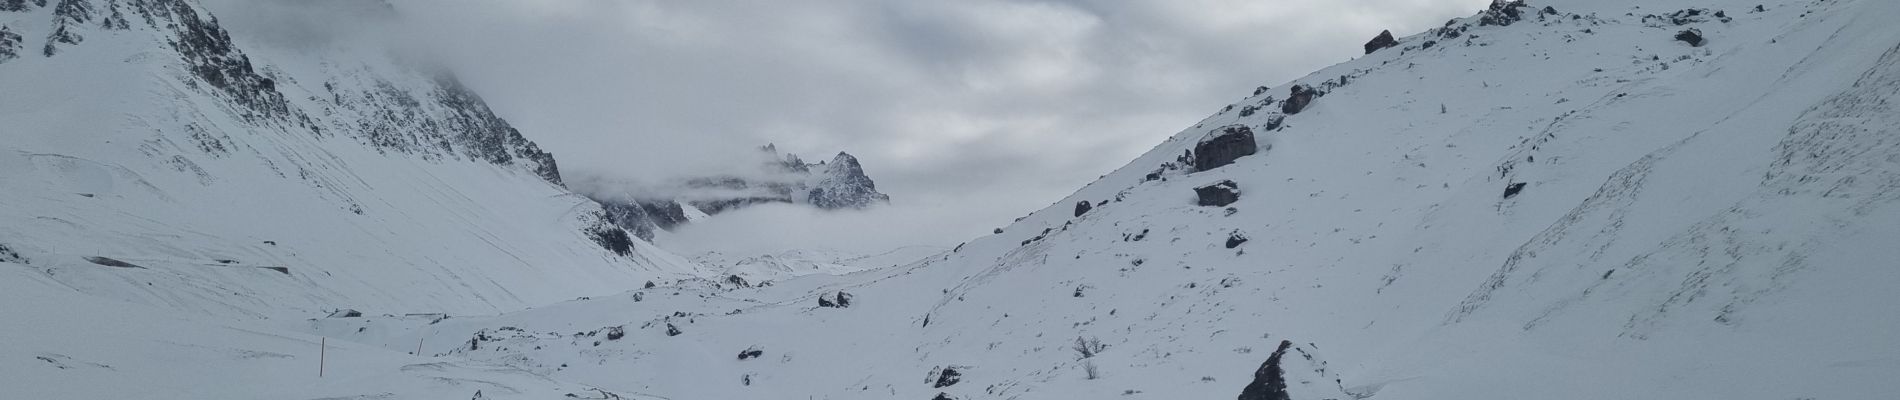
[586, 144, 890, 241]
[3, 0, 563, 185]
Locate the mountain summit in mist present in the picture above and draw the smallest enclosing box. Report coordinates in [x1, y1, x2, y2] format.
[579, 143, 891, 240]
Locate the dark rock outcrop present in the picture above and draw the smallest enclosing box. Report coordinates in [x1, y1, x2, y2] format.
[605, 326, 625, 340]
[1363, 30, 1398, 54]
[819, 294, 838, 308]
[836, 291, 854, 308]
[1196, 180, 1242, 207]
[1503, 182, 1527, 199]
[585, 221, 635, 256]
[0, 26, 22, 63]
[1236, 340, 1295, 400]
[326, 309, 363, 318]
[1194, 125, 1258, 172]
[0, 0, 44, 12]
[1675, 28, 1705, 47]
[933, 366, 962, 388]
[1074, 200, 1093, 217]
[665, 323, 682, 336]
[1477, 0, 1529, 27]
[1281, 85, 1315, 115]
[738, 346, 764, 360]
[1226, 231, 1250, 249]
[597, 199, 689, 242]
[0, 243, 24, 264]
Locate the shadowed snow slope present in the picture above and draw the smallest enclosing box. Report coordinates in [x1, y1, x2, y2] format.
[349, 0, 1899, 399]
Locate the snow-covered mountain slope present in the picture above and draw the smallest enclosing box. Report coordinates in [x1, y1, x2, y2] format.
[691, 245, 948, 283]
[365, 0, 1900, 399]
[0, 265, 653, 399]
[0, 0, 695, 320]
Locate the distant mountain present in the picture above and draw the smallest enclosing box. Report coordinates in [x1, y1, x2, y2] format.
[582, 144, 890, 240]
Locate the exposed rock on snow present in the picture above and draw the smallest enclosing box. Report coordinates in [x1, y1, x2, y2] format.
[1236, 340, 1295, 400]
[1503, 181, 1528, 199]
[1477, 0, 1529, 27]
[1363, 30, 1398, 54]
[0, 243, 24, 264]
[1195, 180, 1242, 206]
[0, 25, 21, 63]
[1194, 125, 1259, 172]
[1074, 200, 1092, 217]
[1280, 85, 1315, 115]
[1676, 28, 1705, 47]
[930, 366, 962, 388]
[1226, 230, 1249, 249]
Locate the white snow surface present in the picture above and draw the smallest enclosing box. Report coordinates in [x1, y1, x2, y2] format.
[6, 0, 1900, 399]
[690, 245, 950, 282]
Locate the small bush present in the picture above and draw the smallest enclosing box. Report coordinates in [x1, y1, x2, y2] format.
[1074, 336, 1107, 359]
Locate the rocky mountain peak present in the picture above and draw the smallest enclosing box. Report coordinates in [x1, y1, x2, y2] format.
[809, 151, 888, 210]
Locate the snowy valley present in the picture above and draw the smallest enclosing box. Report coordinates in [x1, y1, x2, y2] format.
[5, 0, 1900, 399]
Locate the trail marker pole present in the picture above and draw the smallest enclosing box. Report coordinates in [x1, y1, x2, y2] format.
[319, 337, 326, 378]
[416, 338, 424, 356]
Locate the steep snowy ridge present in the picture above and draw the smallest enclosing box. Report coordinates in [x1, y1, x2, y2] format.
[365, 1, 1900, 399]
[0, 0, 691, 318]
[2, 0, 689, 397]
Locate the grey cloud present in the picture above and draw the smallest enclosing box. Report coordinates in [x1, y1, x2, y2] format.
[207, 0, 1488, 252]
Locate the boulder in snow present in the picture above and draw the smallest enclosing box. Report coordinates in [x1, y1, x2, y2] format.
[932, 366, 963, 388]
[1675, 28, 1705, 47]
[326, 309, 363, 318]
[1281, 85, 1315, 115]
[1363, 30, 1398, 54]
[1504, 182, 1527, 199]
[1074, 200, 1092, 217]
[1193, 125, 1258, 171]
[1195, 180, 1242, 207]
[738, 346, 764, 360]
[605, 326, 625, 341]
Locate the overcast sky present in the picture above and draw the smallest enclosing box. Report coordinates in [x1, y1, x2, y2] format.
[381, 0, 1484, 253]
